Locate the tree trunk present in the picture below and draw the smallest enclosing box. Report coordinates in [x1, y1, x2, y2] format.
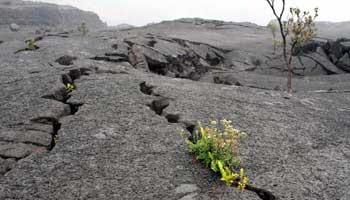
[287, 54, 293, 94]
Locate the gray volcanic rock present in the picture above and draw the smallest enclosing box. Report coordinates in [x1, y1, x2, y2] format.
[112, 23, 135, 30]
[0, 0, 106, 29]
[0, 18, 349, 200]
[337, 53, 350, 72]
[9, 23, 19, 31]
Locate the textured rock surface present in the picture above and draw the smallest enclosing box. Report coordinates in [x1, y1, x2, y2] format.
[0, 0, 106, 29]
[0, 18, 349, 200]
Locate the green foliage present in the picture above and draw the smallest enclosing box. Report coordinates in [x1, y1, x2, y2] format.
[267, 22, 277, 38]
[181, 120, 249, 190]
[66, 83, 75, 93]
[267, 22, 282, 54]
[287, 7, 318, 47]
[78, 22, 89, 36]
[26, 39, 36, 50]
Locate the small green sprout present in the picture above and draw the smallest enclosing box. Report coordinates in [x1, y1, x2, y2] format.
[54, 135, 58, 145]
[26, 39, 36, 50]
[66, 83, 75, 93]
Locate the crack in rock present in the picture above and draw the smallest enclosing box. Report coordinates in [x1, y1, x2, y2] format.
[90, 56, 129, 63]
[165, 114, 180, 123]
[2, 67, 89, 175]
[139, 82, 279, 200]
[55, 55, 77, 66]
[14, 45, 40, 54]
[139, 81, 156, 96]
[148, 98, 170, 115]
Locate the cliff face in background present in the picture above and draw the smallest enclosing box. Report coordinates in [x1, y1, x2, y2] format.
[0, 0, 106, 29]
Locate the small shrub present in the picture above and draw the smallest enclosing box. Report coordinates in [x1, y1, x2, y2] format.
[181, 120, 249, 190]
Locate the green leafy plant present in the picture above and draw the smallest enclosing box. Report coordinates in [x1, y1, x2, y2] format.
[26, 39, 36, 50]
[78, 22, 89, 36]
[66, 83, 75, 93]
[181, 120, 248, 190]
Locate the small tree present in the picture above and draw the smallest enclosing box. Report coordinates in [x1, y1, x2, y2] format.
[78, 22, 88, 36]
[267, 22, 279, 54]
[265, 0, 318, 93]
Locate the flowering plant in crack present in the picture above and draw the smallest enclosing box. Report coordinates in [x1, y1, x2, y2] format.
[181, 119, 249, 190]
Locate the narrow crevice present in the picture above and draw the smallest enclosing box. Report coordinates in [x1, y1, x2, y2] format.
[0, 138, 48, 148]
[147, 40, 157, 47]
[105, 52, 129, 58]
[147, 98, 170, 115]
[49, 120, 61, 151]
[67, 102, 84, 115]
[14, 46, 40, 54]
[46, 34, 69, 38]
[61, 74, 74, 86]
[165, 114, 180, 123]
[245, 185, 278, 200]
[55, 55, 77, 66]
[90, 56, 129, 63]
[139, 81, 156, 96]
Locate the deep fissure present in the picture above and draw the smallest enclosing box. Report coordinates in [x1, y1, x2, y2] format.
[140, 81, 279, 200]
[35, 68, 88, 152]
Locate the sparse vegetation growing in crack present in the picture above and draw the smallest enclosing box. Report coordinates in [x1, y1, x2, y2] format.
[181, 120, 278, 200]
[14, 38, 39, 54]
[66, 83, 75, 93]
[26, 38, 36, 50]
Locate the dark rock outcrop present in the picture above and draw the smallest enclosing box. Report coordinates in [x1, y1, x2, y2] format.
[294, 39, 350, 75]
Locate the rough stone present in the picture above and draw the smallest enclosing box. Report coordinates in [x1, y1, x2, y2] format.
[213, 74, 242, 86]
[0, 16, 349, 200]
[178, 193, 198, 200]
[9, 23, 19, 32]
[0, 130, 51, 147]
[0, 142, 36, 159]
[175, 184, 199, 194]
[337, 53, 350, 72]
[0, 157, 16, 174]
[0, 0, 106, 29]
